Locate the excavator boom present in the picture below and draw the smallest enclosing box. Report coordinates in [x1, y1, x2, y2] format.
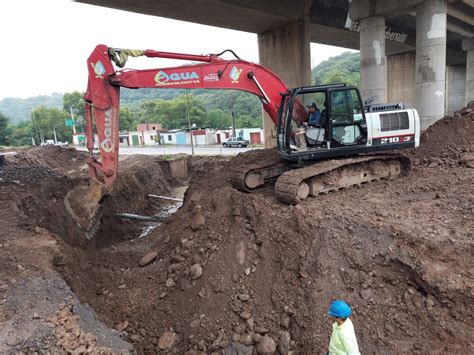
[84, 44, 289, 186]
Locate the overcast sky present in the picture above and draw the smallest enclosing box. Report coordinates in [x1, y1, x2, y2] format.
[0, 0, 357, 99]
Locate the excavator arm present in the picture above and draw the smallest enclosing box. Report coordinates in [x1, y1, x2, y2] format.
[84, 44, 290, 186]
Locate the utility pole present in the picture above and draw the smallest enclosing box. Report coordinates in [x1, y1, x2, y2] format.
[229, 96, 236, 137]
[53, 124, 60, 144]
[231, 111, 236, 138]
[70, 106, 76, 135]
[185, 89, 195, 155]
[31, 110, 44, 145]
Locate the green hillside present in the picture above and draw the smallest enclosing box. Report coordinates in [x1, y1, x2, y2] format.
[0, 94, 63, 124]
[312, 51, 360, 87]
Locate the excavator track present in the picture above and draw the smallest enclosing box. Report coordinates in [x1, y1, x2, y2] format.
[229, 160, 292, 192]
[275, 154, 411, 204]
[229, 149, 293, 192]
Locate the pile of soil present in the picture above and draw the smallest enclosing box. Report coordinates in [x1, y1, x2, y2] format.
[1, 113, 473, 354]
[5, 145, 88, 175]
[414, 113, 474, 158]
[0, 147, 136, 353]
[53, 114, 473, 354]
[0, 165, 59, 183]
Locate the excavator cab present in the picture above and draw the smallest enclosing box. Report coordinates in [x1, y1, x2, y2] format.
[277, 84, 368, 160]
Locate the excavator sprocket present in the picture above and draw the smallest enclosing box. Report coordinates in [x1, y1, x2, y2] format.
[229, 149, 293, 192]
[275, 154, 411, 204]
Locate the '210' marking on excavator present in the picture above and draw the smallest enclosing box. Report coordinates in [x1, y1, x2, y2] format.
[155, 71, 200, 86]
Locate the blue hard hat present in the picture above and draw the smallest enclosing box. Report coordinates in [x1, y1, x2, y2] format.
[328, 300, 352, 318]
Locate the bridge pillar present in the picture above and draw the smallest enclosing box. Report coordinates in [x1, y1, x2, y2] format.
[387, 51, 416, 108]
[258, 17, 311, 148]
[415, 0, 447, 130]
[462, 39, 474, 105]
[360, 16, 386, 104]
[445, 65, 466, 115]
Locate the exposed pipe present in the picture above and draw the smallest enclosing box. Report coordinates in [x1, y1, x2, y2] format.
[148, 194, 183, 202]
[114, 213, 164, 222]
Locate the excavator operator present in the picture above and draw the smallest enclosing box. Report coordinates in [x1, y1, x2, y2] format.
[305, 102, 321, 127]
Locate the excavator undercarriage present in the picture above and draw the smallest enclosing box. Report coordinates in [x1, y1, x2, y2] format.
[229, 151, 411, 204]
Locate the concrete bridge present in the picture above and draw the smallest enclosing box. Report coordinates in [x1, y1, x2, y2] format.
[77, 0, 473, 142]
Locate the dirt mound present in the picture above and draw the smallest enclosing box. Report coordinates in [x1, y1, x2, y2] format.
[55, 117, 473, 354]
[406, 113, 474, 171]
[419, 114, 473, 153]
[0, 165, 59, 183]
[5, 146, 87, 174]
[2, 114, 473, 354]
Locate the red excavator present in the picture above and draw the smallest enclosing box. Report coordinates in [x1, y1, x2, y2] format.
[67, 44, 419, 233]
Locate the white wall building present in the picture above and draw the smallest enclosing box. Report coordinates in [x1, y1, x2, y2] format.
[215, 128, 264, 145]
[160, 130, 191, 145]
[237, 128, 264, 145]
[192, 129, 216, 145]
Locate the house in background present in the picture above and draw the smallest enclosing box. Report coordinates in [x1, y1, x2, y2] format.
[215, 128, 264, 145]
[160, 129, 191, 145]
[137, 123, 163, 132]
[214, 129, 232, 144]
[119, 132, 130, 146]
[236, 128, 264, 145]
[192, 129, 216, 145]
[128, 131, 142, 146]
[78, 123, 263, 148]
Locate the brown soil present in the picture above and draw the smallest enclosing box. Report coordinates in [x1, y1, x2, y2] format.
[1, 113, 473, 354]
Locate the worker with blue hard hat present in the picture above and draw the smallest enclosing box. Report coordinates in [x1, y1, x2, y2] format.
[327, 300, 360, 355]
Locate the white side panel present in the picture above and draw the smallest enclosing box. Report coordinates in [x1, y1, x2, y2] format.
[412, 109, 421, 147]
[368, 109, 417, 139]
[365, 112, 374, 146]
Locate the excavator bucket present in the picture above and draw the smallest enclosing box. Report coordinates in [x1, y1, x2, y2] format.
[64, 180, 109, 237]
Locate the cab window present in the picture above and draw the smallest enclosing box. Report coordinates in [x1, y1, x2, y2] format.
[330, 89, 363, 125]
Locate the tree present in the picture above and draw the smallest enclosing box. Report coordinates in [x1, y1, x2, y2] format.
[312, 52, 360, 87]
[8, 121, 33, 147]
[0, 112, 10, 145]
[63, 91, 86, 132]
[206, 109, 231, 129]
[235, 114, 261, 128]
[32, 106, 71, 143]
[135, 94, 207, 129]
[119, 107, 135, 131]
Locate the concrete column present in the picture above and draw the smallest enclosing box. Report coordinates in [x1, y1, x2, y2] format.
[415, 0, 447, 130]
[462, 39, 474, 105]
[387, 51, 416, 107]
[360, 16, 386, 104]
[445, 65, 466, 115]
[258, 16, 311, 148]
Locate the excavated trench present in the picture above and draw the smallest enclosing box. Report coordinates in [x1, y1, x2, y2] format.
[3, 112, 474, 354]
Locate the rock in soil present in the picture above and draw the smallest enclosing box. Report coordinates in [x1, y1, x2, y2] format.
[158, 331, 178, 350]
[257, 335, 277, 354]
[139, 250, 158, 267]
